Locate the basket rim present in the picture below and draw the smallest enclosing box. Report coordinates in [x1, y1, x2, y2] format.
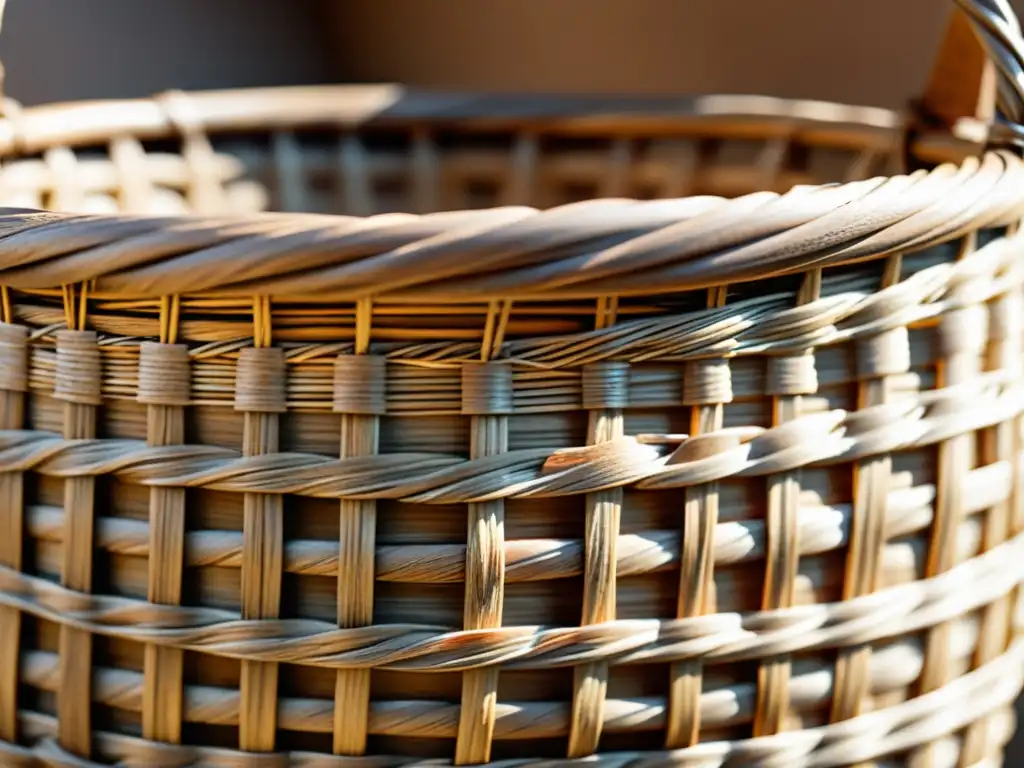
[0, 84, 913, 154]
[0, 148, 1018, 301]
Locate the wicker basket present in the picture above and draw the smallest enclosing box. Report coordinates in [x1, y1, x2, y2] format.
[0, 2, 1023, 767]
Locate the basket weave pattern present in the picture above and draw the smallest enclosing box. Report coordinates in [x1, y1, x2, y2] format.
[0, 2, 1023, 767]
[0, 152, 1020, 766]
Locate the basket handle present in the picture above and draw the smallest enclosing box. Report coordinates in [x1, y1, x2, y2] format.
[920, 0, 1024, 145]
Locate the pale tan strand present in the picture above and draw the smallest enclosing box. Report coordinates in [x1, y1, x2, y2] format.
[139, 340, 189, 744]
[0, 640, 1022, 766]
[53, 329, 101, 406]
[911, 244, 992, 765]
[681, 358, 733, 407]
[0, 322, 28, 393]
[0, 525, 1021, 670]
[137, 342, 190, 406]
[959, 286, 1023, 764]
[18, 483, 1002, 585]
[136, 293, 188, 745]
[0, 320, 25, 742]
[234, 346, 287, 414]
[333, 354, 387, 416]
[332, 348, 385, 755]
[17, 464, 1012, 594]
[53, 330, 100, 756]
[765, 352, 818, 398]
[830, 254, 906, 738]
[667, 290, 731, 747]
[0, 372, 1021, 499]
[856, 325, 911, 378]
[235, 327, 285, 751]
[568, 356, 627, 757]
[754, 268, 821, 737]
[455, 361, 512, 764]
[4, 621, 993, 740]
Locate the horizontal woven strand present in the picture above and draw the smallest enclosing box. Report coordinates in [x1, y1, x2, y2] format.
[6, 242, 1018, 425]
[0, 375, 1018, 500]
[22, 460, 1001, 580]
[136, 342, 190, 406]
[12, 618, 982, 738]
[53, 330, 101, 406]
[0, 527, 1019, 671]
[4, 671, 1019, 768]
[0, 324, 28, 393]
[4, 635, 1018, 767]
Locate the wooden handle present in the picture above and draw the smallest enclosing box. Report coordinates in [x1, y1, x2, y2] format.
[921, 6, 998, 126]
[922, 0, 1024, 131]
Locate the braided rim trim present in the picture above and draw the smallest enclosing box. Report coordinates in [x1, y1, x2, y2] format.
[0, 151, 1021, 299]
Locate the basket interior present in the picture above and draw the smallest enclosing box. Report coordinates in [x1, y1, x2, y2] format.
[0, 88, 918, 216]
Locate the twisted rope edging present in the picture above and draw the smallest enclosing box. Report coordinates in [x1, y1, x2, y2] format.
[0, 151, 1022, 301]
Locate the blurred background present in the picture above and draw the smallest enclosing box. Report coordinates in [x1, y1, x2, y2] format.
[1, 0, 1021, 760]
[3, 0, 1021, 110]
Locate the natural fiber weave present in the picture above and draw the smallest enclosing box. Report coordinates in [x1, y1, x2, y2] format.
[0, 1, 1023, 767]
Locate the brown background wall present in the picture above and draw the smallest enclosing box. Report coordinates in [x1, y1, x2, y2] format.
[5, 0, 1024, 112]
[1, 0, 333, 106]
[324, 0, 955, 108]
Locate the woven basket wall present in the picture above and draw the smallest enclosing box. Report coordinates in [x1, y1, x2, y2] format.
[0, 3, 1023, 768]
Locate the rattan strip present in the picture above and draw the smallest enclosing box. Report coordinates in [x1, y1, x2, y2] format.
[0, 509, 1020, 666]
[960, 273, 1022, 767]
[51, 326, 100, 756]
[0, 86, 905, 156]
[160, 90, 232, 214]
[331, 313, 386, 755]
[0, 321, 26, 742]
[0, 147, 261, 216]
[829, 255, 906, 732]
[3, 614, 987, 738]
[234, 340, 286, 751]
[912, 236, 985, 764]
[666, 300, 729, 745]
[0, 527, 1019, 766]
[0, 152, 1022, 301]
[456, 366, 509, 763]
[1, 635, 1018, 767]
[138, 303, 190, 743]
[18, 456, 1007, 583]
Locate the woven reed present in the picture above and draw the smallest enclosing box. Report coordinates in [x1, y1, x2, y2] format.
[0, 1, 1023, 767]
